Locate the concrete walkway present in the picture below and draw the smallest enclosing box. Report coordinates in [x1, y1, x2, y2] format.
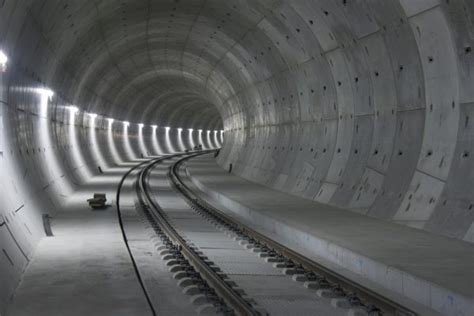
[185, 154, 474, 316]
[6, 187, 153, 316]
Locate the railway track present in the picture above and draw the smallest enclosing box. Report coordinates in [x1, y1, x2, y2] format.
[136, 154, 258, 315]
[119, 151, 418, 316]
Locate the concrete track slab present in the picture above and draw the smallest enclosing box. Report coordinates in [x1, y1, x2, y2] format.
[148, 158, 348, 316]
[186, 154, 474, 316]
[231, 274, 345, 316]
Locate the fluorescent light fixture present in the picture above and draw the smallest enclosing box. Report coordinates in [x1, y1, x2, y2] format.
[178, 128, 183, 132]
[107, 118, 114, 124]
[151, 125, 157, 129]
[88, 113, 97, 119]
[35, 88, 54, 98]
[0, 50, 8, 67]
[138, 123, 144, 128]
[123, 121, 130, 127]
[207, 130, 211, 134]
[67, 106, 79, 114]
[188, 128, 194, 132]
[165, 126, 170, 130]
[198, 129, 203, 132]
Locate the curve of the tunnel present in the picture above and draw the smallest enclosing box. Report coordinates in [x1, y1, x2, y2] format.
[1, 0, 474, 314]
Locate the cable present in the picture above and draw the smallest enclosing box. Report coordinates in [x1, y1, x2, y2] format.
[114, 151, 209, 315]
[116, 159, 158, 316]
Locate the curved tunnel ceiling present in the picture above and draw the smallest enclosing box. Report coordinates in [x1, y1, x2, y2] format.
[23, 0, 280, 130]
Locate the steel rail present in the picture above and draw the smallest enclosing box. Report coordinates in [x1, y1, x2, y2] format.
[115, 152, 197, 316]
[116, 156, 171, 316]
[136, 153, 260, 316]
[170, 153, 418, 316]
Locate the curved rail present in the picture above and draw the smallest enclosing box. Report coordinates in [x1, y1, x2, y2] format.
[136, 152, 260, 316]
[116, 157, 167, 316]
[115, 152, 193, 316]
[169, 153, 418, 316]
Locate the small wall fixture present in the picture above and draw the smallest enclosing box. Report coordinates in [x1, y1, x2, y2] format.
[35, 88, 54, 99]
[0, 50, 8, 72]
[67, 106, 79, 114]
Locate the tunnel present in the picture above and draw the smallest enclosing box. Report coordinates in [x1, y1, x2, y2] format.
[0, 1, 473, 315]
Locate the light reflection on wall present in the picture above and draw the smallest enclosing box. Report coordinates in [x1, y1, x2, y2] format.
[107, 118, 124, 164]
[38, 88, 54, 117]
[164, 126, 176, 153]
[37, 89, 74, 195]
[188, 128, 195, 149]
[122, 121, 137, 160]
[21, 87, 204, 190]
[0, 49, 8, 72]
[68, 106, 93, 181]
[138, 123, 149, 157]
[220, 130, 224, 145]
[206, 130, 212, 149]
[89, 114, 109, 171]
[151, 125, 165, 155]
[198, 129, 205, 149]
[213, 130, 219, 148]
[177, 128, 185, 152]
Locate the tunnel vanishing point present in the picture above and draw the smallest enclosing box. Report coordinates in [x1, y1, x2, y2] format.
[0, 1, 473, 316]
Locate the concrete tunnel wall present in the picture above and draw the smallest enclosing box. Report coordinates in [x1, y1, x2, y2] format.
[0, 95, 222, 307]
[0, 66, 223, 314]
[0, 0, 473, 314]
[0, 1, 226, 311]
[0, 88, 222, 311]
[216, 1, 474, 243]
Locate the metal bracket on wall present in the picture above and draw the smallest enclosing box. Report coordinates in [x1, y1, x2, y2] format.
[42, 214, 53, 237]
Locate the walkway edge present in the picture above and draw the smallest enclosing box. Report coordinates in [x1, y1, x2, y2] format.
[185, 156, 473, 316]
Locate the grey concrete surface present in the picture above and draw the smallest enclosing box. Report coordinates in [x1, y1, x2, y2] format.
[0, 0, 473, 314]
[118, 166, 198, 316]
[146, 158, 348, 316]
[186, 154, 474, 316]
[5, 202, 152, 316]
